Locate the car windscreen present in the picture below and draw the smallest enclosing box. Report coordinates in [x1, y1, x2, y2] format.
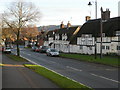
[42, 46, 48, 49]
[50, 49, 58, 52]
[6, 47, 11, 49]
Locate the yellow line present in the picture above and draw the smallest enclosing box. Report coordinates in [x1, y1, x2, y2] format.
[0, 63, 24, 67]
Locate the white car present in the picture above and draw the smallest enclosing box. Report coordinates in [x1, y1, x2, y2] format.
[46, 48, 59, 56]
[3, 47, 11, 53]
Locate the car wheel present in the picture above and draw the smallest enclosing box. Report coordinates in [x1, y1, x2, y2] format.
[50, 54, 53, 57]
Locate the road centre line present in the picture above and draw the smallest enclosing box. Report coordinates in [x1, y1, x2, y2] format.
[90, 73, 120, 84]
[66, 66, 82, 71]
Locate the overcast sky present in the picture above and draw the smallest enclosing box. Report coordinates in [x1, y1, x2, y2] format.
[0, 0, 119, 26]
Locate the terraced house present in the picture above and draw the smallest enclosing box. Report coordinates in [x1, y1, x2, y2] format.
[44, 17, 120, 55]
[77, 17, 120, 55]
[44, 21, 81, 53]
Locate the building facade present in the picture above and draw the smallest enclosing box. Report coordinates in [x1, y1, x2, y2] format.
[44, 17, 120, 55]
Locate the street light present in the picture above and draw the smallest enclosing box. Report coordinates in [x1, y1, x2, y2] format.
[88, 0, 97, 59]
[88, 0, 97, 19]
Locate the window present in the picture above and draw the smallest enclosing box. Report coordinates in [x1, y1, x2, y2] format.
[106, 46, 110, 50]
[117, 46, 120, 50]
[80, 46, 83, 49]
[89, 46, 92, 50]
[116, 31, 120, 36]
[102, 45, 105, 49]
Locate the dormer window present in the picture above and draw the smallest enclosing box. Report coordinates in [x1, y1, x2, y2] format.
[116, 31, 120, 36]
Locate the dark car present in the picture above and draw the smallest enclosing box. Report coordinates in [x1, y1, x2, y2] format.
[39, 46, 49, 53]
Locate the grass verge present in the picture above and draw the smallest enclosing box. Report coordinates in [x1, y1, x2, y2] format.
[60, 53, 119, 67]
[6, 54, 28, 62]
[24, 64, 92, 89]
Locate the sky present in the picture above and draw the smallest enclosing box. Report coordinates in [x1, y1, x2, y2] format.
[0, 0, 119, 26]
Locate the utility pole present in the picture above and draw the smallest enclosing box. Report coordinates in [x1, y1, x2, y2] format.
[100, 7, 103, 59]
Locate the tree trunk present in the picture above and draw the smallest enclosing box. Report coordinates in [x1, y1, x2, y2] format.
[5, 39, 8, 47]
[16, 28, 20, 56]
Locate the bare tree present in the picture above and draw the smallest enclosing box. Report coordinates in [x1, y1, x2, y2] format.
[3, 1, 41, 56]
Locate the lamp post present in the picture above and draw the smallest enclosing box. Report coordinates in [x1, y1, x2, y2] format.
[88, 0, 97, 19]
[88, 0, 97, 59]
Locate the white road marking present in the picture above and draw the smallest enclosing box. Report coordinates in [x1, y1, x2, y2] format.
[105, 69, 117, 71]
[27, 54, 31, 56]
[66, 66, 82, 71]
[90, 73, 120, 83]
[49, 61, 57, 64]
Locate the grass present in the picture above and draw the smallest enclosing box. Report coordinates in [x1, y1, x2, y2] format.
[24, 64, 92, 89]
[6, 54, 28, 62]
[60, 53, 119, 67]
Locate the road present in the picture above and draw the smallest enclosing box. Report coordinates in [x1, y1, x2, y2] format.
[12, 47, 119, 89]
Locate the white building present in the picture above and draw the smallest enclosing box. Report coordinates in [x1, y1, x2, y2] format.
[76, 17, 120, 55]
[44, 17, 120, 55]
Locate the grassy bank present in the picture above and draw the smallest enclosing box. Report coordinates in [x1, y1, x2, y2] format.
[60, 53, 119, 67]
[6, 54, 28, 62]
[24, 64, 92, 89]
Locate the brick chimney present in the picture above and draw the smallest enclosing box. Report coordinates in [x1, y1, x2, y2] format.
[60, 21, 64, 29]
[102, 8, 110, 20]
[67, 21, 71, 28]
[85, 16, 91, 21]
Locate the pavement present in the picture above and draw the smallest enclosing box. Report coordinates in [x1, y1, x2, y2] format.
[2, 53, 60, 89]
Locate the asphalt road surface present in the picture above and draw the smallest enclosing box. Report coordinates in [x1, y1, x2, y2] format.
[12, 47, 120, 89]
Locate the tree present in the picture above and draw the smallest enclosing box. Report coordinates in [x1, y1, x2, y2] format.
[2, 28, 16, 47]
[21, 25, 39, 41]
[3, 1, 41, 56]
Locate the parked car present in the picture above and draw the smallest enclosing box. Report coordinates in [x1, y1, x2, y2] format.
[39, 46, 49, 53]
[35, 47, 41, 52]
[32, 46, 38, 51]
[46, 48, 59, 56]
[3, 47, 11, 53]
